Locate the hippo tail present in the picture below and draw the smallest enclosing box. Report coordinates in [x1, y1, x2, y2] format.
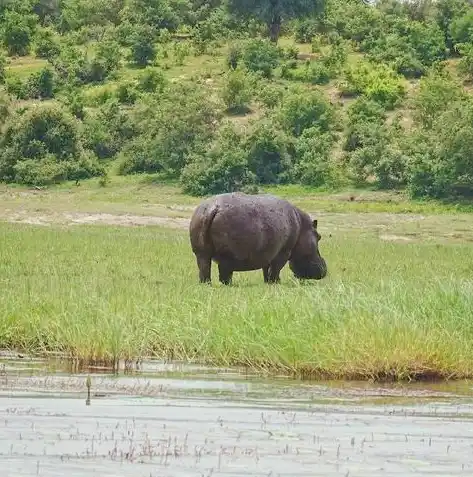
[190, 202, 219, 254]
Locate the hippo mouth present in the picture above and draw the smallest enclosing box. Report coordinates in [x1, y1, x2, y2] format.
[289, 257, 327, 280]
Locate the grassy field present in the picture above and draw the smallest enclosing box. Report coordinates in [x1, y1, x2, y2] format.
[1, 182, 473, 381]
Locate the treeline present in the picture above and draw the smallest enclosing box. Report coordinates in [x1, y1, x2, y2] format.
[1, 0, 473, 199]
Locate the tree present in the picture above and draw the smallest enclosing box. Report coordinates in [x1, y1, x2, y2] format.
[226, 0, 325, 43]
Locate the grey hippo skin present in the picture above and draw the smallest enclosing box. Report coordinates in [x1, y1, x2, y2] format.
[189, 192, 328, 285]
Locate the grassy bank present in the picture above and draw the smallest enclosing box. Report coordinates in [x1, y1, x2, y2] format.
[2, 175, 473, 218]
[1, 221, 473, 381]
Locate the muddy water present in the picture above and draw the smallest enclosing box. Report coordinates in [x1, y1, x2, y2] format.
[1, 357, 473, 476]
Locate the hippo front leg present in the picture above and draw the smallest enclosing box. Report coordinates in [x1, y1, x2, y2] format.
[262, 266, 270, 283]
[267, 250, 291, 284]
[196, 255, 212, 284]
[218, 262, 233, 285]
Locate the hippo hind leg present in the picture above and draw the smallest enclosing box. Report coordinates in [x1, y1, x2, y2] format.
[196, 255, 212, 284]
[218, 262, 233, 285]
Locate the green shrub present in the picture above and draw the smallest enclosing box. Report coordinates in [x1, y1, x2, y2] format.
[344, 96, 387, 151]
[412, 66, 467, 128]
[227, 42, 242, 69]
[119, 83, 222, 176]
[450, 10, 473, 45]
[406, 100, 473, 199]
[0, 105, 103, 185]
[116, 81, 139, 105]
[83, 99, 135, 160]
[5, 76, 27, 100]
[245, 119, 293, 184]
[293, 126, 340, 187]
[34, 27, 61, 60]
[364, 21, 446, 78]
[293, 18, 321, 43]
[241, 39, 280, 78]
[256, 82, 285, 109]
[221, 67, 253, 113]
[129, 26, 156, 68]
[24, 67, 56, 99]
[456, 42, 473, 80]
[0, 54, 5, 85]
[277, 86, 336, 137]
[2, 10, 34, 57]
[137, 68, 167, 93]
[341, 60, 406, 109]
[180, 125, 255, 196]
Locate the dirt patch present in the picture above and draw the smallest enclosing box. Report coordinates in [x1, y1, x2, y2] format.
[3, 211, 190, 229]
[379, 234, 414, 243]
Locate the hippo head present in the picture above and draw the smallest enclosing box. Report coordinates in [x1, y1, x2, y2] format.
[289, 218, 327, 280]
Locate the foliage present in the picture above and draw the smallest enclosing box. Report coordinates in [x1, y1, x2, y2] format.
[118, 83, 222, 176]
[241, 38, 280, 77]
[128, 25, 157, 67]
[180, 124, 255, 196]
[0, 104, 103, 185]
[24, 66, 56, 99]
[244, 119, 293, 184]
[276, 86, 336, 137]
[2, 10, 35, 56]
[341, 60, 406, 109]
[292, 126, 340, 187]
[221, 67, 253, 113]
[34, 26, 61, 59]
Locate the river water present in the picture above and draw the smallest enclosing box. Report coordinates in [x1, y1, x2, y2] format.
[0, 355, 473, 476]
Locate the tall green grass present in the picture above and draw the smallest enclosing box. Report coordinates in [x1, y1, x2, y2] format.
[1, 222, 473, 381]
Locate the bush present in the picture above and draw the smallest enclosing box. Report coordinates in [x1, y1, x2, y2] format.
[83, 99, 135, 160]
[24, 67, 56, 99]
[293, 18, 321, 43]
[0, 92, 10, 126]
[2, 11, 34, 57]
[137, 68, 167, 93]
[34, 27, 61, 60]
[227, 42, 242, 69]
[364, 21, 446, 78]
[116, 81, 139, 105]
[277, 86, 336, 137]
[244, 119, 293, 184]
[5, 76, 28, 100]
[406, 100, 473, 199]
[119, 83, 222, 176]
[456, 42, 473, 80]
[344, 96, 387, 151]
[0, 105, 103, 185]
[255, 82, 285, 109]
[341, 60, 406, 109]
[450, 10, 473, 45]
[412, 66, 467, 128]
[129, 26, 156, 67]
[293, 126, 340, 187]
[241, 39, 280, 78]
[221, 68, 253, 113]
[180, 125, 255, 196]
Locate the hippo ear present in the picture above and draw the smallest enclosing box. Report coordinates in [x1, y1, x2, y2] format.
[312, 219, 318, 230]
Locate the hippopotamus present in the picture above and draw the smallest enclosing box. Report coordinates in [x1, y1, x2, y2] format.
[189, 192, 327, 285]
